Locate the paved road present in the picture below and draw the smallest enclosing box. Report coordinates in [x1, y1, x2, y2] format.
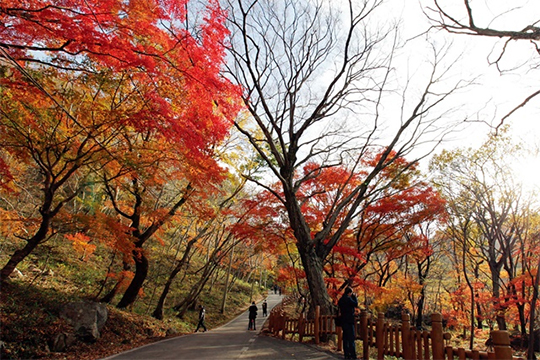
[102, 293, 341, 360]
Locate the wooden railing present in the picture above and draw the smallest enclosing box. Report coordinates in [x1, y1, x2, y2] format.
[267, 305, 524, 360]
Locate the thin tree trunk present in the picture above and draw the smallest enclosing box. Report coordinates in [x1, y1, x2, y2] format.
[462, 236, 475, 349]
[527, 256, 540, 360]
[152, 263, 183, 320]
[220, 247, 234, 314]
[94, 252, 117, 301]
[1, 237, 41, 282]
[415, 257, 430, 329]
[174, 237, 237, 318]
[473, 264, 483, 329]
[153, 227, 211, 319]
[174, 263, 217, 318]
[100, 261, 130, 303]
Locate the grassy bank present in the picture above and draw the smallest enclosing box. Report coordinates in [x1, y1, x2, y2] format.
[1, 240, 264, 359]
[1, 278, 263, 360]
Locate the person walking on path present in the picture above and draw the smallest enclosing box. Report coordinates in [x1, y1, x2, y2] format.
[262, 299, 268, 317]
[195, 305, 207, 332]
[101, 294, 343, 360]
[338, 287, 358, 359]
[248, 301, 258, 330]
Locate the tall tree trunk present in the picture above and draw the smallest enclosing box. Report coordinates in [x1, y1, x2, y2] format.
[117, 249, 149, 309]
[297, 244, 333, 316]
[106, 181, 193, 309]
[415, 288, 426, 329]
[475, 300, 483, 329]
[1, 215, 51, 282]
[284, 185, 335, 317]
[517, 302, 527, 336]
[297, 246, 334, 343]
[491, 267, 507, 330]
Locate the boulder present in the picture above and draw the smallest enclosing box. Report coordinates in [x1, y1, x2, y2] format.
[60, 301, 108, 342]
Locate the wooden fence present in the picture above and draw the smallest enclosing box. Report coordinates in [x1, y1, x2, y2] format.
[267, 305, 524, 360]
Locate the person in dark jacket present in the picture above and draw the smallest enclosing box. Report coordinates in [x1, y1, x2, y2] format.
[262, 299, 268, 316]
[338, 287, 358, 359]
[248, 301, 258, 330]
[195, 305, 207, 332]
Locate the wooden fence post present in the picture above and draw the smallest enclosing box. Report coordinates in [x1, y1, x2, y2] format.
[401, 312, 411, 360]
[298, 312, 305, 343]
[431, 313, 444, 360]
[279, 312, 285, 337]
[315, 305, 320, 345]
[491, 330, 513, 360]
[376, 312, 385, 360]
[361, 310, 369, 360]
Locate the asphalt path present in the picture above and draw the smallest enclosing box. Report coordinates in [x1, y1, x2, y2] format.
[101, 293, 342, 360]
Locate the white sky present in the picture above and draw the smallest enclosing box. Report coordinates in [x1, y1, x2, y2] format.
[228, 0, 540, 195]
[383, 0, 540, 193]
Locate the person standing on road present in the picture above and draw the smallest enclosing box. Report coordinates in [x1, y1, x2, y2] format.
[195, 305, 207, 332]
[248, 301, 258, 330]
[338, 287, 358, 360]
[262, 300, 268, 316]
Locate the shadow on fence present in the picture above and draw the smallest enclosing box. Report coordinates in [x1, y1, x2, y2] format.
[267, 300, 524, 360]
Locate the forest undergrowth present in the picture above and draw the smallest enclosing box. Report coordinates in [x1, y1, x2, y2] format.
[0, 240, 263, 360]
[1, 277, 260, 360]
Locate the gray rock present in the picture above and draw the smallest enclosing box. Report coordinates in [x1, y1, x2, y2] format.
[60, 301, 108, 342]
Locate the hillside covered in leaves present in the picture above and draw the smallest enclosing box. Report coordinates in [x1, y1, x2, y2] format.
[1, 240, 263, 359]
